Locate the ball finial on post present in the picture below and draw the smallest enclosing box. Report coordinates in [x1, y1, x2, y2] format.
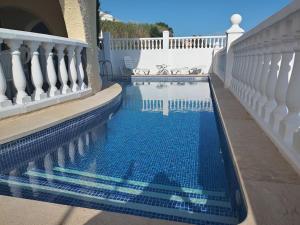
[231, 14, 242, 26]
[227, 14, 244, 33]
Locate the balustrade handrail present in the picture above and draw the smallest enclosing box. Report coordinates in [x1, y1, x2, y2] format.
[0, 28, 88, 47]
[169, 35, 226, 39]
[111, 37, 163, 41]
[232, 1, 300, 46]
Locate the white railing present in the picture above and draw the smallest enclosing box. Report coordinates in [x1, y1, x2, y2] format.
[0, 28, 91, 119]
[111, 38, 164, 50]
[222, 1, 300, 171]
[169, 36, 226, 49]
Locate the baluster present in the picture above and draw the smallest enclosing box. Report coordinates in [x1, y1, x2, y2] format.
[242, 51, 252, 102]
[5, 40, 31, 104]
[279, 40, 300, 145]
[270, 43, 294, 133]
[67, 46, 79, 92]
[56, 44, 71, 94]
[247, 47, 259, 105]
[42, 43, 60, 97]
[0, 39, 12, 107]
[26, 41, 47, 101]
[75, 46, 87, 90]
[240, 51, 250, 99]
[256, 45, 272, 115]
[251, 49, 264, 109]
[262, 45, 282, 123]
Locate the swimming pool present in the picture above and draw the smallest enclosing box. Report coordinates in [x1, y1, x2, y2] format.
[0, 77, 246, 225]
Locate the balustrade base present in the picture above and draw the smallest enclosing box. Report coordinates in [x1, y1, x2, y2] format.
[0, 88, 92, 120]
[230, 88, 300, 173]
[0, 100, 12, 108]
[48, 89, 61, 97]
[33, 92, 48, 101]
[14, 96, 32, 105]
[270, 106, 288, 133]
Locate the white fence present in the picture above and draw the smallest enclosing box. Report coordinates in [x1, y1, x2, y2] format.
[216, 1, 300, 172]
[101, 31, 226, 77]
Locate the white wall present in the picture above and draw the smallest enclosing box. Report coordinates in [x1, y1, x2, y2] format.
[103, 32, 226, 77]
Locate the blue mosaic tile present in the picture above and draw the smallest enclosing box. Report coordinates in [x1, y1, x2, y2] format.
[0, 80, 246, 225]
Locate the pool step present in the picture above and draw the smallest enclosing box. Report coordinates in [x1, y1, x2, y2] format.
[53, 167, 226, 198]
[0, 177, 239, 225]
[26, 170, 231, 208]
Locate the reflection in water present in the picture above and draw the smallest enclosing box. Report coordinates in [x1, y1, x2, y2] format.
[68, 140, 76, 164]
[57, 147, 65, 168]
[44, 153, 53, 184]
[28, 161, 38, 196]
[8, 169, 22, 197]
[124, 82, 213, 115]
[78, 135, 85, 157]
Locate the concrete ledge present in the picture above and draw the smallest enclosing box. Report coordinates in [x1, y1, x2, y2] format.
[0, 195, 187, 225]
[0, 84, 120, 144]
[210, 74, 300, 225]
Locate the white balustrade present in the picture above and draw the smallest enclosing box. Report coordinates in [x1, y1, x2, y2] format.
[0, 28, 90, 119]
[224, 2, 300, 171]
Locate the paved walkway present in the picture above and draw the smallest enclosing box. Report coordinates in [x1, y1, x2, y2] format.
[210, 74, 300, 225]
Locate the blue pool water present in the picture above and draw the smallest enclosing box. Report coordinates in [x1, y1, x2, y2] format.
[0, 78, 246, 225]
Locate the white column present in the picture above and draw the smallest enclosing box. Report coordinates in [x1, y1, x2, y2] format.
[279, 43, 300, 145]
[75, 46, 87, 90]
[56, 44, 71, 94]
[262, 46, 282, 123]
[26, 41, 47, 101]
[43, 43, 60, 97]
[224, 14, 245, 88]
[6, 40, 31, 104]
[270, 44, 295, 133]
[67, 46, 79, 92]
[0, 39, 12, 107]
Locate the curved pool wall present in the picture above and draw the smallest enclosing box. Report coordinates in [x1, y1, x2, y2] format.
[0, 77, 246, 225]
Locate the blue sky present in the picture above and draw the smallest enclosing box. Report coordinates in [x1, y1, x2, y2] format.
[100, 0, 291, 36]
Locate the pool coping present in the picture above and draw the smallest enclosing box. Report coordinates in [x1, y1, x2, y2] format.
[210, 74, 300, 225]
[0, 83, 122, 145]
